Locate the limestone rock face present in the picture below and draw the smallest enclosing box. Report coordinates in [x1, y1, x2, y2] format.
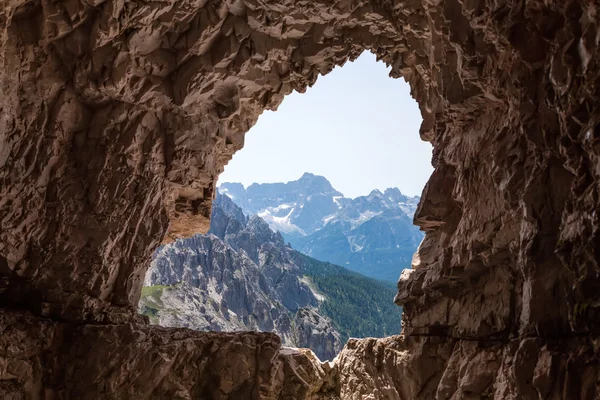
[1, 0, 599, 399]
[139, 194, 343, 361]
[291, 308, 342, 363]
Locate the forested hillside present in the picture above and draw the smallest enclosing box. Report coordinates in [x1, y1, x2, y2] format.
[293, 253, 401, 343]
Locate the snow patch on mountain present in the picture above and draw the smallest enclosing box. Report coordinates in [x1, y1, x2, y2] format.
[353, 210, 383, 226]
[257, 207, 306, 235]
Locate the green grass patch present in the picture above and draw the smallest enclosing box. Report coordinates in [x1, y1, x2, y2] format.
[141, 284, 171, 299]
[139, 284, 180, 323]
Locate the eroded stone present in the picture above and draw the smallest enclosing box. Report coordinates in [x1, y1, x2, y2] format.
[1, 0, 599, 398]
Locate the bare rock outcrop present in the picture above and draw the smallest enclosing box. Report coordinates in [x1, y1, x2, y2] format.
[0, 309, 334, 399]
[139, 194, 344, 361]
[1, 0, 599, 399]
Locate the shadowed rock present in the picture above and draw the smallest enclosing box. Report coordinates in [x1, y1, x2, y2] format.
[1, 0, 599, 398]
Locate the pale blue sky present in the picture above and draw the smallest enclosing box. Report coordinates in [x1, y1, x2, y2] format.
[218, 52, 433, 198]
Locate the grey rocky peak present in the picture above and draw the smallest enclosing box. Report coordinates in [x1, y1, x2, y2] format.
[292, 307, 342, 364]
[141, 194, 343, 360]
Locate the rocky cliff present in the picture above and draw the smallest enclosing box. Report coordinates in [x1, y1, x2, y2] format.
[220, 173, 424, 281]
[140, 194, 342, 360]
[1, 0, 599, 399]
[140, 193, 400, 361]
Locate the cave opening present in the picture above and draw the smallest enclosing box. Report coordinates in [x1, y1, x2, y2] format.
[139, 52, 432, 361]
[4, 0, 598, 397]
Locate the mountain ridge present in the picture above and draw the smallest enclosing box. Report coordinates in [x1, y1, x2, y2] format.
[219, 173, 423, 281]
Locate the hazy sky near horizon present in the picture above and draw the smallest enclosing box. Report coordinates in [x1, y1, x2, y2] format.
[218, 52, 433, 198]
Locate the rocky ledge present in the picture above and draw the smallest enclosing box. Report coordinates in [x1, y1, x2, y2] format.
[5, 307, 596, 399]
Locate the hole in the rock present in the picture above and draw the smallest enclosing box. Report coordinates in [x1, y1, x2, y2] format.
[139, 52, 433, 361]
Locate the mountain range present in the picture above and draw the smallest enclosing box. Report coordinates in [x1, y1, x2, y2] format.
[219, 173, 423, 282]
[139, 193, 400, 360]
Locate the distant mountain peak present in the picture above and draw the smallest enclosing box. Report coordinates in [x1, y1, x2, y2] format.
[300, 172, 317, 179]
[384, 187, 402, 196]
[221, 181, 244, 189]
[297, 172, 328, 184]
[216, 174, 423, 282]
[296, 172, 342, 196]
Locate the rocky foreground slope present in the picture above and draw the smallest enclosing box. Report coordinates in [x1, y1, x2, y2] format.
[1, 0, 599, 398]
[220, 173, 423, 281]
[140, 194, 400, 360]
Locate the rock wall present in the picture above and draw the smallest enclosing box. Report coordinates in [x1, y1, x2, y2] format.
[1, 0, 599, 399]
[0, 309, 338, 399]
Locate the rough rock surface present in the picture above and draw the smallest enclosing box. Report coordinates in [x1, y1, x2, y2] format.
[0, 309, 336, 399]
[2, 0, 600, 399]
